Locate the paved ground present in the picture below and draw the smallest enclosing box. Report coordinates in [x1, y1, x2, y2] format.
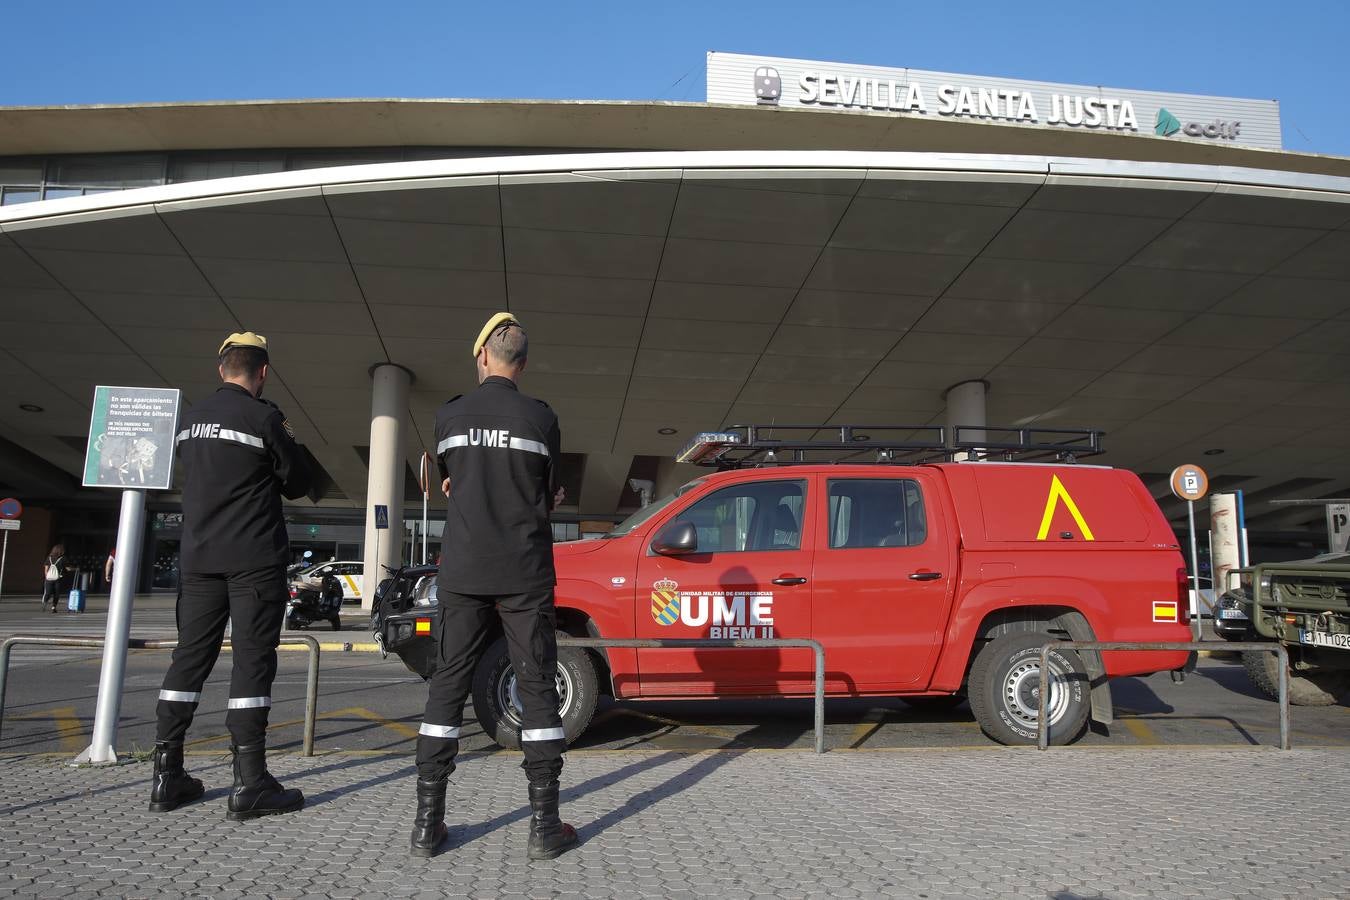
[1, 745, 1347, 898]
[3, 593, 1349, 897]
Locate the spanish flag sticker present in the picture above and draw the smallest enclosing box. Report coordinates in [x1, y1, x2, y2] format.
[415, 618, 432, 635]
[1152, 601, 1179, 623]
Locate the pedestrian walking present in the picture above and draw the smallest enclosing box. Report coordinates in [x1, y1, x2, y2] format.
[103, 548, 115, 592]
[409, 312, 575, 860]
[40, 544, 66, 613]
[149, 332, 312, 819]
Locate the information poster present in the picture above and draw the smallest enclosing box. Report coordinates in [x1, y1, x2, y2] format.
[82, 386, 182, 490]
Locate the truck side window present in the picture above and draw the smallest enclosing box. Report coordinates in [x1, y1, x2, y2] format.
[828, 479, 927, 549]
[679, 480, 807, 553]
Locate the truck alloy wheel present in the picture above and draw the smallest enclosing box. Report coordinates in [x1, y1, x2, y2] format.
[968, 632, 1090, 746]
[471, 635, 599, 750]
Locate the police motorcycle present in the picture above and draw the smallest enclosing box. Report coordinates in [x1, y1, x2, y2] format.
[285, 572, 344, 631]
[371, 563, 597, 749]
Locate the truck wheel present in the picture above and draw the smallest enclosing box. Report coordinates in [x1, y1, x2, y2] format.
[968, 632, 1090, 746]
[1242, 648, 1349, 706]
[471, 635, 599, 750]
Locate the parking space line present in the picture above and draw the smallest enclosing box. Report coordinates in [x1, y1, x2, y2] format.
[601, 708, 743, 741]
[846, 708, 887, 748]
[15, 706, 85, 753]
[338, 706, 420, 740]
[1119, 715, 1162, 745]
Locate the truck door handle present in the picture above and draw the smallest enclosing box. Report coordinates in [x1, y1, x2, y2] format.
[908, 571, 942, 581]
[772, 576, 808, 586]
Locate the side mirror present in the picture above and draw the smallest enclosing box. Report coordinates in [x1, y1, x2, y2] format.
[651, 520, 698, 556]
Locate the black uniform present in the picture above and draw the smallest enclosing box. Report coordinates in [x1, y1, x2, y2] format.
[156, 383, 311, 748]
[418, 375, 564, 783]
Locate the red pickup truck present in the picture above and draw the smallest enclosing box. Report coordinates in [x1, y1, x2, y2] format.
[377, 425, 1193, 747]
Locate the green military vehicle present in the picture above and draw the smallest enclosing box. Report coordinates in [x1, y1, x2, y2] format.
[1235, 553, 1350, 706]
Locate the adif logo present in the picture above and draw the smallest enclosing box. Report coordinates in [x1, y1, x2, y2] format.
[1156, 106, 1241, 141]
[754, 66, 781, 105]
[1155, 107, 1181, 137]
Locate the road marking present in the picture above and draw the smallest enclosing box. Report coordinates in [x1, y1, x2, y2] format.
[1119, 716, 1162, 745]
[340, 706, 420, 740]
[183, 705, 425, 749]
[598, 707, 742, 741]
[15, 706, 84, 753]
[847, 708, 886, 748]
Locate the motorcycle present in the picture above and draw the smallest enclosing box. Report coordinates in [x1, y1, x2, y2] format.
[286, 573, 344, 631]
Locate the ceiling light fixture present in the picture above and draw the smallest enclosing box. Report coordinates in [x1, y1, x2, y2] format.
[657, 427, 677, 435]
[18, 403, 43, 413]
[1203, 448, 1225, 456]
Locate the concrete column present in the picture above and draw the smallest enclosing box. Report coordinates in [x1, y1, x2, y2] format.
[579, 454, 634, 517]
[361, 364, 412, 610]
[943, 379, 988, 450]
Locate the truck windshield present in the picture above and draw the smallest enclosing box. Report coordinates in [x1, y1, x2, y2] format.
[603, 477, 707, 538]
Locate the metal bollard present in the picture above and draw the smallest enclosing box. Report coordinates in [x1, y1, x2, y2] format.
[0, 633, 322, 757]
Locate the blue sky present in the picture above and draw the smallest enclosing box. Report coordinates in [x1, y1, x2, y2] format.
[5, 0, 1348, 156]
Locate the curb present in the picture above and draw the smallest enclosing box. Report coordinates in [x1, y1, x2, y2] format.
[276, 641, 381, 653]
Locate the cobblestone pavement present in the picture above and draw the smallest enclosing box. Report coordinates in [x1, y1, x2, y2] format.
[1, 746, 1346, 898]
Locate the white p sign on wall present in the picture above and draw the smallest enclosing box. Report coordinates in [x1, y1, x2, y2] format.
[1328, 503, 1350, 553]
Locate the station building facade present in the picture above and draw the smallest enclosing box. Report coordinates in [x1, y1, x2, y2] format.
[2, 53, 1349, 599]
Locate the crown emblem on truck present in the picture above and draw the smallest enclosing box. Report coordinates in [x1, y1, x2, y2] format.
[651, 579, 681, 626]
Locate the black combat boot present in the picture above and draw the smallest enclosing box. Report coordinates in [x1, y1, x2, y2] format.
[147, 741, 205, 812]
[409, 777, 450, 858]
[526, 780, 578, 860]
[226, 743, 304, 821]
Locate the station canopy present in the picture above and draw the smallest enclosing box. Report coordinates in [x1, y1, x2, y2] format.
[3, 145, 1349, 531]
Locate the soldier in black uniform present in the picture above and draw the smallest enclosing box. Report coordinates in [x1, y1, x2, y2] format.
[410, 312, 577, 860]
[150, 332, 312, 820]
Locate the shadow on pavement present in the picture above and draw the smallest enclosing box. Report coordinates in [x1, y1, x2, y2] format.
[443, 748, 733, 848]
[574, 749, 745, 845]
[1109, 677, 1175, 715]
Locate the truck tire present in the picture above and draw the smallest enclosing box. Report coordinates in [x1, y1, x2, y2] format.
[968, 632, 1090, 746]
[471, 634, 599, 750]
[1241, 648, 1349, 706]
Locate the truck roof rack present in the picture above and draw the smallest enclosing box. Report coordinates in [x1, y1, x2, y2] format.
[676, 424, 1105, 469]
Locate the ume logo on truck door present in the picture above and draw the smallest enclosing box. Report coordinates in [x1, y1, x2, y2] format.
[650, 578, 776, 638]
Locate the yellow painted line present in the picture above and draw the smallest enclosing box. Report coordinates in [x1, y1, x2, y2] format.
[15, 706, 84, 753]
[846, 708, 887, 748]
[183, 705, 421, 749]
[270, 642, 382, 652]
[339, 706, 421, 740]
[602, 707, 741, 740]
[1119, 716, 1162, 745]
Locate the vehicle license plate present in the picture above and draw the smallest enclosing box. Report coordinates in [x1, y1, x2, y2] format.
[1218, 609, 1247, 619]
[1299, 630, 1350, 650]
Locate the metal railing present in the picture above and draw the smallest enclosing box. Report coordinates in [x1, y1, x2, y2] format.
[1035, 641, 1290, 751]
[557, 636, 827, 754]
[0, 633, 321, 757]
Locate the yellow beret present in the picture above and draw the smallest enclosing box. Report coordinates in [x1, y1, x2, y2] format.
[218, 331, 269, 356]
[472, 312, 521, 358]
